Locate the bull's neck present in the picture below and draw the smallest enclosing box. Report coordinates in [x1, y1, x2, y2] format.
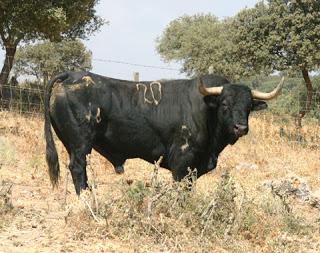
[207, 110, 229, 159]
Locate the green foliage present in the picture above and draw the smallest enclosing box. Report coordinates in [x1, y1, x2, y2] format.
[232, 0, 320, 74]
[207, 172, 238, 234]
[243, 75, 320, 120]
[283, 214, 311, 235]
[0, 0, 105, 87]
[0, 0, 105, 46]
[14, 40, 92, 83]
[156, 14, 243, 80]
[126, 181, 150, 209]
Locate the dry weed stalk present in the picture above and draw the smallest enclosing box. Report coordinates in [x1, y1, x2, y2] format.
[61, 155, 101, 224]
[0, 181, 13, 214]
[1, 111, 319, 252]
[95, 166, 253, 251]
[80, 194, 100, 223]
[86, 154, 99, 212]
[62, 166, 69, 208]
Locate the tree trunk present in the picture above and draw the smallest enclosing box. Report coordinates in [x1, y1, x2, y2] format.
[295, 68, 313, 128]
[0, 45, 17, 97]
[43, 72, 49, 87]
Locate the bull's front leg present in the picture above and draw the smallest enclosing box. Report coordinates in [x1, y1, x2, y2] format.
[169, 146, 196, 183]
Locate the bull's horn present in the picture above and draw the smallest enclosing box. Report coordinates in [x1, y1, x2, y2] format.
[251, 77, 284, 100]
[198, 78, 223, 96]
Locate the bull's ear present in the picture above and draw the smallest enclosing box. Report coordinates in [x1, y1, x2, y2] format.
[252, 100, 268, 111]
[204, 96, 219, 109]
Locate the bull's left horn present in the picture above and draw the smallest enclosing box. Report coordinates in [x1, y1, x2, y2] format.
[198, 78, 223, 96]
[251, 77, 284, 100]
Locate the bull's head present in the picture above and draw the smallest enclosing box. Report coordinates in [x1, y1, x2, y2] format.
[198, 76, 284, 144]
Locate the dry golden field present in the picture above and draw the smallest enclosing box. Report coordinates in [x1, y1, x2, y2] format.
[0, 110, 319, 253]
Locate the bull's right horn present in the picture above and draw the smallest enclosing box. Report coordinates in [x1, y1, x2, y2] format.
[251, 77, 284, 100]
[198, 78, 223, 96]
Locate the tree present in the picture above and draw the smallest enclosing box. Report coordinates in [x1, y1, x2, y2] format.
[0, 0, 104, 90]
[156, 14, 243, 80]
[232, 0, 320, 126]
[14, 40, 92, 85]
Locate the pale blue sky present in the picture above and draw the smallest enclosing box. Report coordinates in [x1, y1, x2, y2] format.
[0, 0, 259, 81]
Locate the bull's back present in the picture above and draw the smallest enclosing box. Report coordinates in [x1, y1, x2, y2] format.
[48, 72, 206, 165]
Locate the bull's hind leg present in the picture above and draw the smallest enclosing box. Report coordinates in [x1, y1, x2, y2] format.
[51, 128, 92, 194]
[51, 119, 91, 194]
[52, 114, 94, 194]
[49, 84, 96, 195]
[53, 124, 93, 194]
[69, 150, 90, 195]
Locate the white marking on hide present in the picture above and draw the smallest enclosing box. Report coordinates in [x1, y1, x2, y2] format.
[149, 81, 162, 105]
[181, 125, 192, 137]
[85, 112, 91, 122]
[136, 83, 153, 104]
[180, 125, 191, 152]
[96, 107, 101, 123]
[136, 81, 162, 105]
[181, 140, 189, 151]
[82, 76, 95, 87]
[85, 102, 92, 122]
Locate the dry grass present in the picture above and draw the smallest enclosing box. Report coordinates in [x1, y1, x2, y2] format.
[0, 110, 319, 252]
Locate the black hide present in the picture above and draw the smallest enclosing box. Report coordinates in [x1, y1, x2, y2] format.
[44, 72, 267, 194]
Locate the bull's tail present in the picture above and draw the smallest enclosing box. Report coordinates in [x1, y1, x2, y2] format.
[44, 72, 69, 187]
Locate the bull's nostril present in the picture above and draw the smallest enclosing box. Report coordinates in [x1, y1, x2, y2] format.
[234, 124, 248, 136]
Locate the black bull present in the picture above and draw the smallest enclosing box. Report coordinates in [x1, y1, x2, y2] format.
[44, 72, 283, 194]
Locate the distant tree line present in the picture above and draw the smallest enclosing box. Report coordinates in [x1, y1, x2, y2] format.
[0, 0, 105, 89]
[157, 0, 320, 125]
[14, 40, 92, 86]
[1, 0, 319, 124]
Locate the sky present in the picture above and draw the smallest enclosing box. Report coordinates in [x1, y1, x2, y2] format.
[0, 0, 259, 81]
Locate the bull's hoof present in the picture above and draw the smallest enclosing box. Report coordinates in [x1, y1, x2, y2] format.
[115, 166, 124, 174]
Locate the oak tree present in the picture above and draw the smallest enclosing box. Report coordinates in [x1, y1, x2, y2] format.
[14, 40, 92, 85]
[232, 0, 320, 126]
[156, 14, 243, 80]
[0, 0, 104, 90]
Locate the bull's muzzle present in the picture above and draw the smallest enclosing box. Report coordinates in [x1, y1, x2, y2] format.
[234, 124, 248, 138]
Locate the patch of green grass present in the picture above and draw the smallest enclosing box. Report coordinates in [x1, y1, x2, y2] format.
[283, 214, 313, 235]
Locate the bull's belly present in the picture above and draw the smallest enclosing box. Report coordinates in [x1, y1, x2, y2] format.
[93, 118, 212, 174]
[93, 135, 215, 178]
[93, 131, 167, 165]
